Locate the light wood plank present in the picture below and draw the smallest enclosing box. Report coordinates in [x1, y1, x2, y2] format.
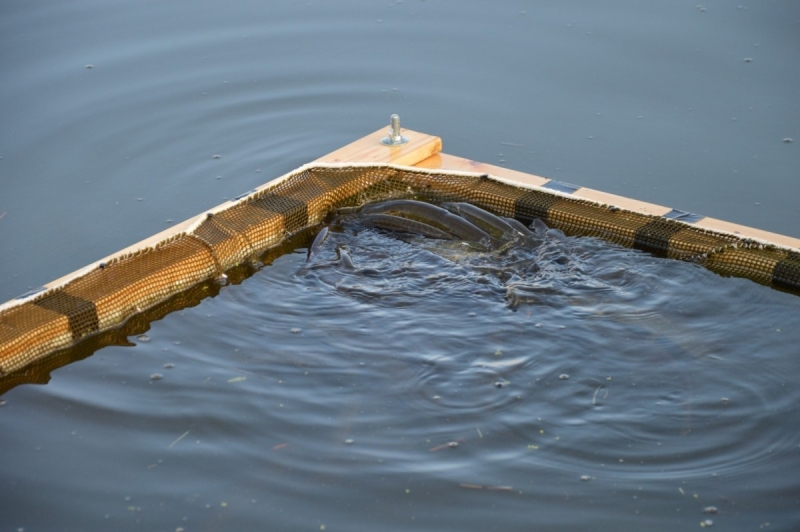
[695, 217, 800, 249]
[416, 153, 549, 187]
[316, 128, 442, 166]
[572, 188, 672, 217]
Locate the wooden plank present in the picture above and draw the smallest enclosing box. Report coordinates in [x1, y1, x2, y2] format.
[315, 127, 442, 166]
[416, 153, 549, 187]
[568, 188, 672, 217]
[694, 217, 800, 249]
[422, 152, 799, 250]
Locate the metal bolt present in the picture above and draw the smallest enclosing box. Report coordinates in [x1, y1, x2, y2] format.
[381, 114, 408, 146]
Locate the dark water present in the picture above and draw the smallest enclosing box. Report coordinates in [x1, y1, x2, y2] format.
[2, 1, 800, 530]
[2, 217, 800, 531]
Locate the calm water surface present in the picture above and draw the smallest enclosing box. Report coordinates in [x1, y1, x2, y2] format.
[1, 1, 799, 530]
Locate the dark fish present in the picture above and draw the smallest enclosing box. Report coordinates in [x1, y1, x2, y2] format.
[442, 202, 520, 241]
[361, 213, 455, 240]
[502, 217, 536, 238]
[362, 200, 502, 249]
[307, 225, 329, 262]
[530, 217, 549, 236]
[502, 217, 542, 249]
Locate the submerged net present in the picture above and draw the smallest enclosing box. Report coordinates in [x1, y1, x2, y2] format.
[1, 163, 798, 379]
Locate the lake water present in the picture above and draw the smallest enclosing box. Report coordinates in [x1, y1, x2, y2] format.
[1, 1, 799, 530]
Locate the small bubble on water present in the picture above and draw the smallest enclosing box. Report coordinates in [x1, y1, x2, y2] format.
[447, 441, 459, 448]
[721, 397, 729, 404]
[290, 327, 302, 334]
[0, 399, 6, 407]
[580, 475, 591, 481]
[703, 506, 718, 514]
[345, 438, 354, 445]
[559, 374, 569, 380]
[137, 334, 149, 342]
[150, 373, 163, 381]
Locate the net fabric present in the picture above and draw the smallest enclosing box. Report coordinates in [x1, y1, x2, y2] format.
[1, 163, 798, 378]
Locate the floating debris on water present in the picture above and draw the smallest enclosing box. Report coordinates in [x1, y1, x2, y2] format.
[213, 154, 221, 159]
[227, 376, 246, 383]
[703, 506, 718, 514]
[137, 334, 149, 342]
[163, 363, 174, 369]
[85, 64, 93, 69]
[700, 519, 714, 527]
[559, 374, 569, 380]
[459, 483, 513, 492]
[345, 438, 354, 445]
[150, 373, 163, 381]
[580, 475, 592, 481]
[168, 430, 190, 449]
[429, 440, 462, 452]
[784, 138, 793, 143]
[290, 327, 302, 334]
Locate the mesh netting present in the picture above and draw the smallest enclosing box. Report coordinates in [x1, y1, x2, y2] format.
[1, 163, 798, 378]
